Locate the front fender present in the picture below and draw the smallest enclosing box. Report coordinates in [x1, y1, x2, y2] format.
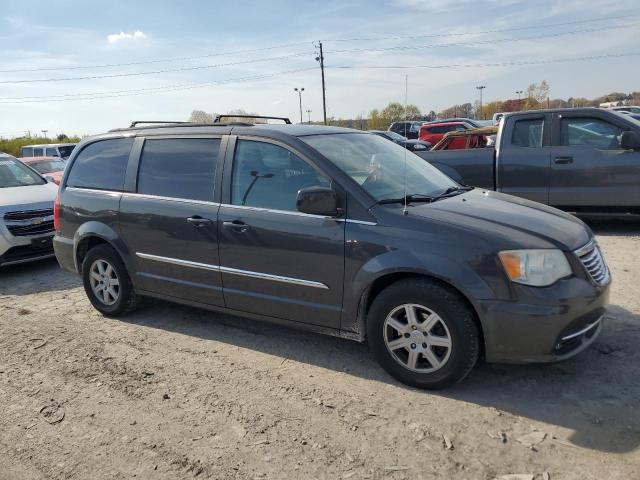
[341, 226, 505, 338]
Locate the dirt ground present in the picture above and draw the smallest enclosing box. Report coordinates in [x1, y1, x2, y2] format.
[1, 220, 639, 480]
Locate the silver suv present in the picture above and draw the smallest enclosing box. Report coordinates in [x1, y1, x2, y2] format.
[0, 154, 58, 267]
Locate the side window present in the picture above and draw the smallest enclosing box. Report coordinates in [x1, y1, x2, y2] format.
[453, 125, 467, 131]
[34, 148, 44, 156]
[231, 140, 330, 212]
[66, 138, 133, 190]
[46, 147, 58, 156]
[137, 138, 220, 202]
[512, 118, 543, 148]
[21, 147, 33, 157]
[560, 118, 623, 150]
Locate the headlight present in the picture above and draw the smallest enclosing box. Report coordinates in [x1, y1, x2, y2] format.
[498, 249, 572, 287]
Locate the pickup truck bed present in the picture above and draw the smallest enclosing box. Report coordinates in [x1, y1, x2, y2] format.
[418, 108, 640, 214]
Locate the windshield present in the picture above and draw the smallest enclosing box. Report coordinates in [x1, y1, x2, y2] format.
[28, 159, 66, 174]
[0, 157, 46, 188]
[300, 133, 457, 202]
[58, 145, 76, 158]
[385, 131, 406, 141]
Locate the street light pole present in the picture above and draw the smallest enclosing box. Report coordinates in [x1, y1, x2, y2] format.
[306, 109, 312, 124]
[516, 90, 523, 100]
[475, 86, 486, 120]
[294, 87, 305, 124]
[41, 130, 48, 138]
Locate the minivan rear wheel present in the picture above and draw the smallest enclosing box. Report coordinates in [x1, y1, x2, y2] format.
[367, 278, 480, 389]
[82, 244, 138, 316]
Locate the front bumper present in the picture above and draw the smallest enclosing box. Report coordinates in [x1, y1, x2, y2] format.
[0, 229, 54, 267]
[477, 275, 610, 363]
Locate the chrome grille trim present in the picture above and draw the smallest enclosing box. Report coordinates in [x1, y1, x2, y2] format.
[574, 240, 610, 286]
[3, 209, 55, 237]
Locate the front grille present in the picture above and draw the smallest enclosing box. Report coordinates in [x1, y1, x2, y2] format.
[3, 209, 54, 237]
[574, 241, 610, 286]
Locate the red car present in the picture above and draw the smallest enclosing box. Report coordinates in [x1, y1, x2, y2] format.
[19, 156, 66, 184]
[418, 122, 469, 148]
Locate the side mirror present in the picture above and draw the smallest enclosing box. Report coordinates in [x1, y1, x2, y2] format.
[621, 131, 640, 150]
[296, 186, 340, 217]
[45, 175, 55, 183]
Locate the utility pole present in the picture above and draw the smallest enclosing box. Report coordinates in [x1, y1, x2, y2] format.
[294, 87, 304, 124]
[316, 42, 327, 125]
[476, 86, 486, 119]
[306, 109, 312, 124]
[41, 129, 48, 138]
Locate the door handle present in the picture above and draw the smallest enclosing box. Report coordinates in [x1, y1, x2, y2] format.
[186, 216, 212, 227]
[222, 220, 250, 233]
[554, 156, 573, 164]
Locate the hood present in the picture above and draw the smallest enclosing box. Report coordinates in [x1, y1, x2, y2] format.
[385, 189, 590, 251]
[0, 182, 58, 213]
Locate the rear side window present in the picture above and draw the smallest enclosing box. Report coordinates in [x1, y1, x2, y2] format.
[66, 138, 133, 190]
[34, 148, 44, 156]
[137, 138, 220, 202]
[20, 147, 33, 157]
[512, 118, 543, 147]
[560, 118, 623, 150]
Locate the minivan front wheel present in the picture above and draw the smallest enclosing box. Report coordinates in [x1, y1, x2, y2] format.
[82, 244, 138, 316]
[367, 279, 480, 389]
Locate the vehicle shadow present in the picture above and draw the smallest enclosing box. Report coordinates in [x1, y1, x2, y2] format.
[580, 216, 640, 236]
[120, 299, 640, 455]
[0, 259, 79, 295]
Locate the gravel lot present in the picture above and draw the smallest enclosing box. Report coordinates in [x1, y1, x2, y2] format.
[1, 220, 639, 480]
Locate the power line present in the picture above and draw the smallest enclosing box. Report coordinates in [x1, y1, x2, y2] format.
[324, 12, 640, 42]
[3, 51, 635, 104]
[1, 13, 635, 74]
[0, 41, 314, 74]
[0, 67, 317, 104]
[326, 52, 640, 70]
[326, 23, 639, 55]
[2, 22, 634, 86]
[0, 51, 313, 85]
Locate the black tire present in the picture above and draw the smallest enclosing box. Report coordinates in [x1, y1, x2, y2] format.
[367, 278, 480, 389]
[82, 244, 138, 317]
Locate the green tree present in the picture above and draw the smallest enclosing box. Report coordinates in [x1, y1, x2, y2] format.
[380, 102, 422, 125]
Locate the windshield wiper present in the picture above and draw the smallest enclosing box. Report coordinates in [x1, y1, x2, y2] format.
[433, 185, 474, 201]
[377, 193, 435, 205]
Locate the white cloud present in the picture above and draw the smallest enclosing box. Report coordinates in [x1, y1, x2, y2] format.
[107, 30, 147, 44]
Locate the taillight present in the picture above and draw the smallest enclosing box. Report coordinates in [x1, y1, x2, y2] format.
[53, 194, 61, 231]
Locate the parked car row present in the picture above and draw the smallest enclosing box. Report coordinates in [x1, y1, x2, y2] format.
[4, 111, 631, 389]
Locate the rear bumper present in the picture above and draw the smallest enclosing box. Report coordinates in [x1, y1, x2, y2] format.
[477, 276, 610, 363]
[53, 234, 77, 273]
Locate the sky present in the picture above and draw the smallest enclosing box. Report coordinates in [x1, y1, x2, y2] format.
[0, 0, 639, 136]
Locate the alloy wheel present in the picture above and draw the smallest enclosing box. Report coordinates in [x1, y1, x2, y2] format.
[383, 303, 452, 373]
[89, 259, 120, 306]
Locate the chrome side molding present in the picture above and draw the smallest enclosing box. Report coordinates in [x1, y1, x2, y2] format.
[135, 252, 329, 289]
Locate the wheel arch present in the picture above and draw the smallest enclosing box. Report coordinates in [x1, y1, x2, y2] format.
[73, 222, 132, 275]
[354, 271, 486, 357]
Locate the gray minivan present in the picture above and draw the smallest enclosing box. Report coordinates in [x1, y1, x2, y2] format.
[53, 120, 610, 389]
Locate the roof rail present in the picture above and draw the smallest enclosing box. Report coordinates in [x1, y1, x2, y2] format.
[129, 120, 194, 128]
[213, 115, 291, 124]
